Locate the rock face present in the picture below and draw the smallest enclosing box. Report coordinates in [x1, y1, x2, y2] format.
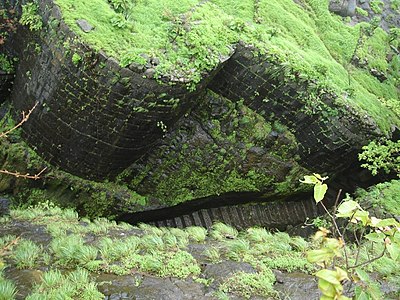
[5, 0, 211, 179]
[0, 0, 399, 217]
[329, 0, 357, 17]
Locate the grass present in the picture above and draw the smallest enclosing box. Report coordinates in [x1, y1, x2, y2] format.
[0, 278, 17, 300]
[185, 226, 207, 243]
[355, 179, 400, 216]
[210, 222, 238, 240]
[50, 234, 98, 267]
[25, 268, 103, 300]
[3, 203, 400, 298]
[219, 270, 278, 299]
[11, 239, 41, 269]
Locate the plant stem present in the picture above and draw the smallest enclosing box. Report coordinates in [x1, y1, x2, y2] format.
[349, 245, 386, 270]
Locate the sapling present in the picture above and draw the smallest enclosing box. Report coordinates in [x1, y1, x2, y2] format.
[301, 174, 400, 300]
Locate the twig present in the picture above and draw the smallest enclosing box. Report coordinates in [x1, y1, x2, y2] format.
[0, 102, 46, 180]
[354, 227, 366, 267]
[0, 167, 47, 180]
[0, 102, 38, 139]
[320, 192, 351, 270]
[333, 189, 342, 215]
[348, 245, 387, 270]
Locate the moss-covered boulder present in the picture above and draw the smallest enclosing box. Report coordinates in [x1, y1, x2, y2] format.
[1, 0, 399, 215]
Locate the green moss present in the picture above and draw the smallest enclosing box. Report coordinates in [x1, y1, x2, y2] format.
[370, 0, 384, 14]
[71, 52, 82, 66]
[130, 92, 309, 205]
[356, 7, 369, 17]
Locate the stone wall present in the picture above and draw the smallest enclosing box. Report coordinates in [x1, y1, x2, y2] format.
[8, 0, 212, 179]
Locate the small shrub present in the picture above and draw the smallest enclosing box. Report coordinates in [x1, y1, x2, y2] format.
[71, 53, 82, 66]
[19, 3, 42, 31]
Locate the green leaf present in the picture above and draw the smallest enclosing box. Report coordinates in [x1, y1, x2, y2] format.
[318, 278, 337, 298]
[314, 183, 328, 203]
[334, 267, 348, 282]
[355, 291, 369, 300]
[387, 243, 400, 261]
[316, 269, 341, 285]
[355, 268, 370, 282]
[300, 175, 320, 185]
[373, 218, 399, 228]
[320, 295, 335, 300]
[353, 210, 370, 226]
[307, 249, 334, 263]
[337, 295, 351, 300]
[365, 232, 385, 243]
[336, 200, 360, 216]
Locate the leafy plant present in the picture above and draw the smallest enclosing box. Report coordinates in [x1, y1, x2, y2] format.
[0, 54, 14, 73]
[210, 222, 238, 240]
[219, 270, 277, 299]
[0, 278, 17, 300]
[359, 140, 400, 176]
[26, 268, 103, 299]
[19, 3, 43, 31]
[301, 174, 400, 300]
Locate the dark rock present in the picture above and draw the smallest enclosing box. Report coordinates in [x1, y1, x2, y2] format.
[144, 68, 156, 79]
[76, 19, 94, 33]
[128, 62, 144, 73]
[150, 57, 160, 66]
[0, 197, 10, 216]
[329, 0, 356, 17]
[273, 271, 320, 300]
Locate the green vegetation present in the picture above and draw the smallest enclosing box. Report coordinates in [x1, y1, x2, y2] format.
[219, 270, 277, 299]
[19, 3, 43, 31]
[11, 239, 41, 269]
[48, 0, 399, 131]
[1, 197, 399, 298]
[71, 53, 82, 66]
[302, 174, 400, 300]
[355, 7, 369, 17]
[0, 202, 319, 298]
[359, 139, 400, 176]
[26, 269, 103, 300]
[0, 54, 14, 73]
[130, 92, 309, 205]
[370, 0, 384, 14]
[355, 179, 400, 216]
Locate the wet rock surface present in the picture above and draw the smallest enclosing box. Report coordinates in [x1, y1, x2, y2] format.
[273, 271, 320, 300]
